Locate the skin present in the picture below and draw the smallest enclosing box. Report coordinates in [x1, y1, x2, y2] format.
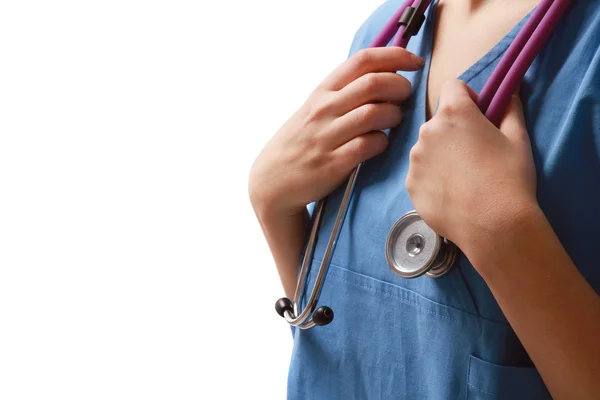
[426, 0, 542, 118]
[249, 47, 424, 297]
[249, 1, 600, 398]
[408, 79, 600, 400]
[417, 3, 600, 396]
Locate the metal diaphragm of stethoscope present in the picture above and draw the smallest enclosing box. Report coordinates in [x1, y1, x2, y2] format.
[275, 0, 573, 329]
[385, 211, 459, 278]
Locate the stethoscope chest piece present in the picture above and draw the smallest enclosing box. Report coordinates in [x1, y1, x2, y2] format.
[385, 211, 458, 278]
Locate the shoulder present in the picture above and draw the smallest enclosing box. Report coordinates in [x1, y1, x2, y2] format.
[541, 1, 600, 92]
[561, 1, 600, 47]
[348, 0, 404, 56]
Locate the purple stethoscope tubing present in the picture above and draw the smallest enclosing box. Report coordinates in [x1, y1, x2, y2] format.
[374, 0, 572, 124]
[275, 0, 572, 329]
[371, 0, 435, 48]
[483, 0, 572, 124]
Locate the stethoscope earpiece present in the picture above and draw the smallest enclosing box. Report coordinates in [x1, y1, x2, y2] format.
[312, 306, 334, 326]
[275, 297, 294, 318]
[275, 297, 334, 327]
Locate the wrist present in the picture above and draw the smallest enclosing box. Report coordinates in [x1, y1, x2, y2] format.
[249, 188, 280, 222]
[461, 198, 544, 274]
[249, 171, 277, 217]
[249, 184, 303, 221]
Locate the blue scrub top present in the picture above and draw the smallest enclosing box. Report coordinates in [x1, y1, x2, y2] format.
[288, 1, 600, 399]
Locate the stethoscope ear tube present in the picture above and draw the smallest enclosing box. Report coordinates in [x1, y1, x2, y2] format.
[275, 166, 362, 329]
[479, 0, 573, 124]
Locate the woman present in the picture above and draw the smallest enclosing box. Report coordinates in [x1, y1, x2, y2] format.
[249, 0, 600, 398]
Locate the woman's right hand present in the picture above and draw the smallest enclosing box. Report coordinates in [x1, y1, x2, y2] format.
[249, 47, 425, 217]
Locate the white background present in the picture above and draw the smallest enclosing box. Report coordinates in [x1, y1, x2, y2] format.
[0, 1, 383, 398]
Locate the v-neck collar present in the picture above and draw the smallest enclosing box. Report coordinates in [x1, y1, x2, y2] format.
[417, 0, 537, 122]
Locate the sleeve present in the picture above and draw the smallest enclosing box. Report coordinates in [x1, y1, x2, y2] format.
[346, 0, 403, 57]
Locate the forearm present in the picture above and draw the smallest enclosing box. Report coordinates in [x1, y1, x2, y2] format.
[252, 200, 310, 299]
[465, 204, 600, 399]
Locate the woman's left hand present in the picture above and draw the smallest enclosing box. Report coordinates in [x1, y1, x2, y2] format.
[406, 79, 537, 258]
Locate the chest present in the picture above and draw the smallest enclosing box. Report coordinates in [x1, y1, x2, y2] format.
[426, 0, 541, 119]
[312, 0, 600, 327]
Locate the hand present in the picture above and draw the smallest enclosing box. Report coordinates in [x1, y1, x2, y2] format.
[406, 80, 537, 258]
[249, 47, 425, 217]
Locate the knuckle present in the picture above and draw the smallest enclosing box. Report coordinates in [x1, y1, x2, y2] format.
[439, 102, 460, 118]
[454, 96, 474, 111]
[418, 122, 433, 139]
[391, 106, 403, 126]
[397, 75, 413, 98]
[409, 144, 422, 164]
[372, 131, 389, 150]
[304, 107, 322, 124]
[304, 96, 334, 123]
[439, 97, 473, 118]
[405, 173, 415, 194]
[381, 131, 390, 147]
[319, 96, 336, 115]
[353, 49, 374, 69]
[441, 79, 465, 95]
[303, 133, 321, 151]
[441, 79, 458, 91]
[351, 135, 372, 159]
[356, 104, 380, 126]
[362, 73, 381, 95]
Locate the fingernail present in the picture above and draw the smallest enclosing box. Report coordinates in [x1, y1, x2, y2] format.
[412, 54, 426, 67]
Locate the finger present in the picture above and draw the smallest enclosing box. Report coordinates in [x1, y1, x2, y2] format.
[329, 103, 402, 147]
[320, 47, 425, 91]
[332, 72, 412, 114]
[437, 79, 480, 115]
[463, 83, 479, 103]
[499, 92, 529, 144]
[333, 131, 389, 169]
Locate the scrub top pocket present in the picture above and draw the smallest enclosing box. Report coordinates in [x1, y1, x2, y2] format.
[466, 355, 551, 400]
[290, 263, 547, 399]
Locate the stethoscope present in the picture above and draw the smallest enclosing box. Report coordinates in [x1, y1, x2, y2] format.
[275, 0, 572, 329]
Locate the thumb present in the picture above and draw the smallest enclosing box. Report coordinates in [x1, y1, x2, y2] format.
[438, 79, 479, 111]
[499, 91, 529, 143]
